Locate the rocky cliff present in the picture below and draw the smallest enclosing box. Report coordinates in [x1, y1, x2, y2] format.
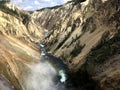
[0, 0, 120, 90]
[0, 2, 43, 44]
[32, 0, 120, 89]
[0, 2, 43, 90]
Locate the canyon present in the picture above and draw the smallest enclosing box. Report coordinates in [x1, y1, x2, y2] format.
[0, 0, 120, 90]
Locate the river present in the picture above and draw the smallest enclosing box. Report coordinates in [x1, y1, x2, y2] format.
[0, 40, 76, 90]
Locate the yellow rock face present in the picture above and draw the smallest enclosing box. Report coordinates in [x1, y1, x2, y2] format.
[32, 0, 120, 89]
[0, 4, 43, 90]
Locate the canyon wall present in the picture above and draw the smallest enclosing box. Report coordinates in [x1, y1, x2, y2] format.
[32, 0, 120, 89]
[0, 0, 120, 89]
[0, 3, 43, 90]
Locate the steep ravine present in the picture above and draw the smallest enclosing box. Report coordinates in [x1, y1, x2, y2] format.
[32, 0, 120, 69]
[0, 2, 74, 90]
[0, 2, 43, 90]
[0, 0, 120, 90]
[32, 0, 120, 89]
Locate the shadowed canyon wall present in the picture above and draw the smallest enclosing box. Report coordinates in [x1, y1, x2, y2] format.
[32, 0, 120, 89]
[0, 0, 120, 90]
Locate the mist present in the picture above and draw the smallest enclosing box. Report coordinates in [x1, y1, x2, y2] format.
[24, 61, 67, 90]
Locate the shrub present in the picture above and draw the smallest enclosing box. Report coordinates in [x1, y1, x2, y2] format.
[0, 2, 18, 17]
[71, 40, 85, 57]
[21, 14, 30, 25]
[55, 27, 75, 50]
[67, 34, 82, 48]
[86, 28, 120, 66]
[72, 0, 86, 5]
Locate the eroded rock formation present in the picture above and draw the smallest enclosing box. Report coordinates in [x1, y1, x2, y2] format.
[0, 2, 43, 90]
[0, 0, 120, 90]
[32, 0, 120, 89]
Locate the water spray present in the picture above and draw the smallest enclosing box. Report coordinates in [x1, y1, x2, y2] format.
[58, 70, 67, 83]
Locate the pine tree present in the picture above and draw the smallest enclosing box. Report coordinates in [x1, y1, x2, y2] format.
[1, 0, 10, 2]
[72, 0, 86, 5]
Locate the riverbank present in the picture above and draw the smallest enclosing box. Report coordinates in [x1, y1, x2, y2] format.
[0, 75, 14, 90]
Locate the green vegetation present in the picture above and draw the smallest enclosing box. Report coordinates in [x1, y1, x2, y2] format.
[0, 2, 19, 17]
[72, 0, 86, 5]
[82, 17, 96, 33]
[109, 10, 120, 27]
[37, 5, 62, 11]
[60, 51, 71, 63]
[67, 29, 120, 90]
[85, 28, 120, 74]
[88, 29, 120, 63]
[0, 0, 10, 3]
[55, 33, 70, 50]
[71, 40, 85, 57]
[49, 17, 81, 51]
[71, 23, 76, 31]
[55, 27, 74, 50]
[67, 34, 82, 48]
[0, 2, 30, 26]
[22, 14, 30, 26]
